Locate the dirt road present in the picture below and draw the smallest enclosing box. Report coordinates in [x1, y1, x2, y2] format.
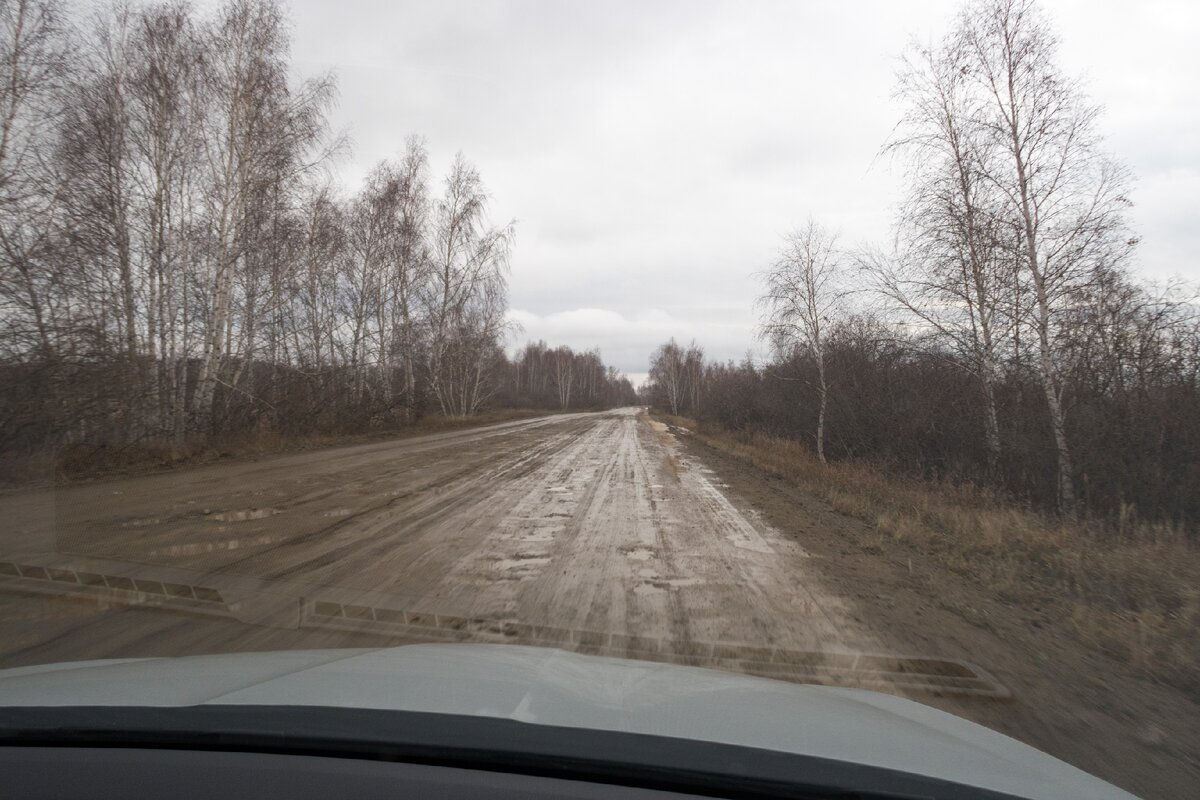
[0, 408, 996, 694]
[3, 407, 1197, 797]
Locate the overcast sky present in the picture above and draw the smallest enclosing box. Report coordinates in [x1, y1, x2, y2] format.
[286, 0, 1199, 384]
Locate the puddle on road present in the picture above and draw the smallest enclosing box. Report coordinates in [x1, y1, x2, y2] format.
[205, 508, 279, 523]
[634, 577, 704, 595]
[147, 533, 286, 556]
[121, 517, 168, 528]
[322, 508, 356, 518]
[495, 554, 551, 577]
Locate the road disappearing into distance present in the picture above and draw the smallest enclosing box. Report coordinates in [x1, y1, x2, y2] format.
[0, 408, 1002, 696]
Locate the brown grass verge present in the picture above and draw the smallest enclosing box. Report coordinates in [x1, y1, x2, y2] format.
[0, 408, 568, 491]
[655, 413, 1200, 697]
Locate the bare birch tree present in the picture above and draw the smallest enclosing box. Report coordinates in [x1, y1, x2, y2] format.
[0, 0, 612, 455]
[959, 0, 1134, 516]
[390, 136, 430, 415]
[868, 34, 1013, 474]
[648, 338, 685, 416]
[0, 0, 68, 361]
[760, 219, 842, 463]
[551, 345, 574, 410]
[425, 153, 512, 417]
[193, 0, 335, 431]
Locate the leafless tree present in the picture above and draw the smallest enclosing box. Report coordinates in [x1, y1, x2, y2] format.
[508, 341, 633, 409]
[551, 345, 574, 410]
[958, 0, 1135, 516]
[390, 136, 431, 414]
[0, 0, 68, 361]
[759, 219, 843, 463]
[649, 338, 685, 416]
[641, 0, 1198, 531]
[193, 0, 335, 431]
[129, 1, 205, 438]
[868, 32, 1015, 473]
[684, 340, 704, 414]
[425, 152, 512, 417]
[0, 0, 630, 457]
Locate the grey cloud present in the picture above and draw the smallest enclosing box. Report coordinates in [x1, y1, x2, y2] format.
[289, 0, 1199, 375]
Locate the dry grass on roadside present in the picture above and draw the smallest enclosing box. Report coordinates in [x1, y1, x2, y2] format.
[656, 413, 1200, 697]
[0, 408, 561, 490]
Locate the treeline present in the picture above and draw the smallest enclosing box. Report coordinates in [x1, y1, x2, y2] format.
[645, 0, 1200, 528]
[0, 0, 629, 454]
[499, 341, 638, 411]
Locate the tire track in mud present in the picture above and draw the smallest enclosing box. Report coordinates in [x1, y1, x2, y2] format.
[420, 410, 881, 660]
[198, 418, 595, 580]
[258, 422, 596, 590]
[435, 415, 628, 623]
[53, 415, 597, 585]
[0, 408, 887, 688]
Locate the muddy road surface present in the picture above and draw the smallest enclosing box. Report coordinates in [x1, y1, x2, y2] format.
[0, 408, 983, 693]
[2, 407, 1193, 797]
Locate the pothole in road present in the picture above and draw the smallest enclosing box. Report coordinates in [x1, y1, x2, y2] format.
[148, 533, 286, 556]
[495, 555, 551, 576]
[121, 517, 167, 528]
[620, 546, 657, 562]
[205, 508, 279, 522]
[503, 552, 550, 561]
[635, 577, 703, 595]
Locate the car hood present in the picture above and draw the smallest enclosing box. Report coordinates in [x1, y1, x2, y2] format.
[0, 643, 1133, 800]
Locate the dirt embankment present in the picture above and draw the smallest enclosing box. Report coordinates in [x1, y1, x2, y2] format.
[663, 417, 1200, 800]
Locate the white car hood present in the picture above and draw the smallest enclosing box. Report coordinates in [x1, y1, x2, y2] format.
[0, 643, 1134, 800]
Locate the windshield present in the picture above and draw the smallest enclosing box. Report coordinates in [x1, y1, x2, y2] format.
[0, 1, 1196, 798]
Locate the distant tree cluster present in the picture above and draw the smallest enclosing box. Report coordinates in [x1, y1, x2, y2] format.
[498, 341, 638, 411]
[646, 339, 704, 417]
[0, 0, 630, 454]
[645, 0, 1200, 527]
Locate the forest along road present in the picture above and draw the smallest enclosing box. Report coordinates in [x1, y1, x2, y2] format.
[0, 407, 902, 689]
